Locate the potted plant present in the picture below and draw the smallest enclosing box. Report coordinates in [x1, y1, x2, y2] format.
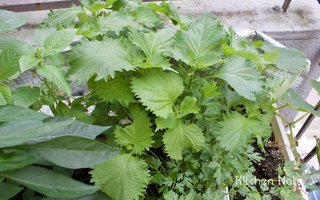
[0, 0, 317, 199]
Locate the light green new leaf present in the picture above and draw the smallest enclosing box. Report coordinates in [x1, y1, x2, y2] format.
[115, 105, 154, 154]
[0, 182, 23, 200]
[0, 9, 27, 32]
[129, 28, 176, 71]
[283, 89, 320, 117]
[0, 166, 99, 198]
[91, 154, 150, 200]
[13, 86, 40, 107]
[131, 69, 184, 118]
[163, 122, 204, 160]
[272, 48, 308, 74]
[93, 79, 135, 105]
[69, 40, 135, 83]
[310, 80, 320, 96]
[133, 6, 161, 28]
[216, 112, 261, 151]
[0, 151, 38, 172]
[169, 15, 225, 68]
[178, 96, 199, 118]
[98, 12, 138, 35]
[44, 29, 77, 55]
[43, 7, 83, 27]
[0, 105, 47, 122]
[23, 136, 119, 169]
[0, 83, 12, 105]
[37, 65, 71, 96]
[0, 44, 33, 80]
[19, 55, 40, 73]
[33, 28, 56, 46]
[215, 57, 262, 101]
[155, 115, 178, 131]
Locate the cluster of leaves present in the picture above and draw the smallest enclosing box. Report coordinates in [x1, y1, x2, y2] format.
[0, 0, 318, 199]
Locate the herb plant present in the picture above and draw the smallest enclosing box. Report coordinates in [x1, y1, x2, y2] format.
[0, 0, 317, 199]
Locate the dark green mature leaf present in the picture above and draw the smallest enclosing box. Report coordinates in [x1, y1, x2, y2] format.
[0, 9, 27, 32]
[0, 115, 109, 148]
[131, 69, 184, 118]
[69, 40, 136, 83]
[0, 182, 23, 200]
[37, 65, 71, 96]
[93, 79, 135, 105]
[169, 15, 225, 68]
[163, 122, 204, 160]
[0, 83, 12, 105]
[216, 112, 261, 151]
[44, 29, 77, 55]
[43, 192, 110, 200]
[98, 12, 138, 35]
[0, 105, 47, 122]
[13, 86, 40, 107]
[215, 57, 262, 101]
[310, 80, 320, 95]
[0, 44, 33, 80]
[283, 89, 320, 117]
[91, 154, 150, 200]
[115, 105, 154, 154]
[0, 151, 38, 172]
[0, 36, 26, 50]
[0, 166, 99, 198]
[271, 48, 308, 74]
[22, 136, 119, 169]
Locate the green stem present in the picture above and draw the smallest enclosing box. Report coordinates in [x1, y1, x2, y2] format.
[288, 124, 301, 164]
[290, 112, 309, 125]
[44, 79, 60, 115]
[274, 104, 288, 111]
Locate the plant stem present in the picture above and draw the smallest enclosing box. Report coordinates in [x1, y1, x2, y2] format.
[290, 112, 309, 125]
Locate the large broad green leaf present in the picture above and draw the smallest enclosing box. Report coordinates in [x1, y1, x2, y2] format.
[0, 36, 26, 50]
[0, 166, 99, 198]
[91, 154, 150, 200]
[43, 192, 110, 200]
[33, 28, 56, 46]
[0, 182, 23, 200]
[0, 115, 109, 148]
[0, 9, 27, 32]
[0, 44, 33, 80]
[115, 105, 154, 154]
[131, 69, 184, 118]
[216, 112, 261, 151]
[215, 57, 263, 101]
[37, 65, 71, 96]
[168, 15, 225, 68]
[93, 78, 135, 105]
[0, 105, 47, 122]
[43, 29, 77, 55]
[0, 151, 38, 172]
[98, 12, 138, 35]
[69, 40, 136, 83]
[133, 6, 161, 28]
[0, 83, 12, 105]
[271, 48, 308, 74]
[310, 80, 320, 96]
[22, 136, 119, 169]
[163, 122, 204, 160]
[129, 28, 176, 71]
[283, 89, 320, 117]
[13, 86, 40, 107]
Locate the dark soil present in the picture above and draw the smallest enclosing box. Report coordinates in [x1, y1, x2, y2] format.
[233, 135, 285, 200]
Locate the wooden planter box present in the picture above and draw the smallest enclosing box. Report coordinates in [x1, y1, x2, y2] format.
[223, 30, 311, 200]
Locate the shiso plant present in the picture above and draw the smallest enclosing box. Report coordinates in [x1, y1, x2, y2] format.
[0, 0, 319, 199]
